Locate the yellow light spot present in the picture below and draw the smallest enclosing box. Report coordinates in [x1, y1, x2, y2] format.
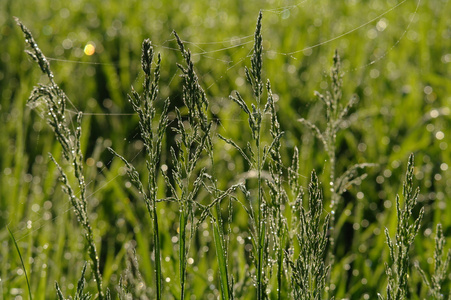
[84, 43, 96, 56]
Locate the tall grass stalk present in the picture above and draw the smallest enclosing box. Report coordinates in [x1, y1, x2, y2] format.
[379, 154, 424, 300]
[15, 18, 104, 299]
[223, 11, 269, 299]
[170, 31, 213, 300]
[265, 81, 287, 299]
[108, 38, 169, 299]
[221, 11, 281, 300]
[298, 51, 372, 283]
[171, 33, 241, 299]
[247, 12, 265, 300]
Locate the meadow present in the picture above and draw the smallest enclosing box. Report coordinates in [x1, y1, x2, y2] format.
[1, 0, 451, 299]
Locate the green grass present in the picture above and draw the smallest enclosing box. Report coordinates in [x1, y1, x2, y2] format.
[2, 0, 451, 299]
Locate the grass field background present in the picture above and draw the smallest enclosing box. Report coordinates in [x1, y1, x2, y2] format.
[1, 0, 451, 298]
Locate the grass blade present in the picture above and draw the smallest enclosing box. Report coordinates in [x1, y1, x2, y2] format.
[212, 221, 230, 300]
[153, 205, 163, 299]
[7, 226, 32, 300]
[179, 210, 188, 300]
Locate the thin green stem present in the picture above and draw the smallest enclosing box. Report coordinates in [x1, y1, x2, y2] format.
[86, 228, 104, 300]
[152, 199, 162, 299]
[179, 206, 187, 300]
[327, 141, 337, 284]
[256, 132, 264, 300]
[277, 207, 283, 300]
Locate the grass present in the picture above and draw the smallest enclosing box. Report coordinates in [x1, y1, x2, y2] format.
[7, 226, 32, 300]
[108, 37, 168, 299]
[379, 154, 424, 299]
[15, 18, 105, 299]
[2, 0, 451, 299]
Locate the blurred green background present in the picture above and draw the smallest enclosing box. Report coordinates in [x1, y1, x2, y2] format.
[1, 0, 451, 298]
